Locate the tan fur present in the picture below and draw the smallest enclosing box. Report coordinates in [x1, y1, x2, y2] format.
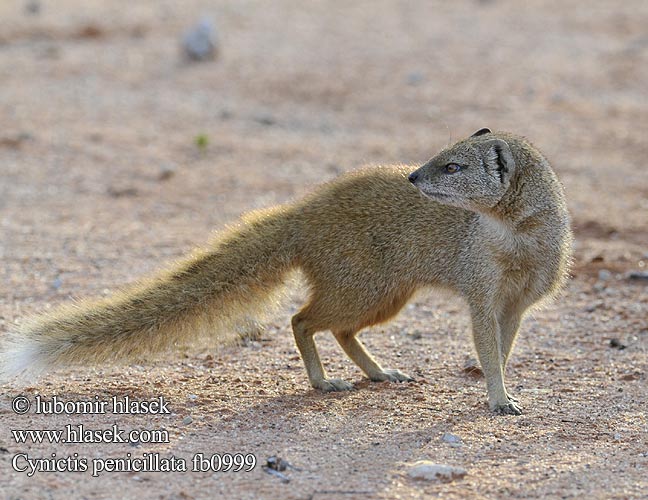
[0, 130, 572, 415]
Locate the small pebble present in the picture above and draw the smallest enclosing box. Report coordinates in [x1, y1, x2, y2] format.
[182, 415, 193, 425]
[24, 0, 40, 15]
[107, 186, 138, 198]
[406, 71, 424, 85]
[441, 433, 462, 446]
[182, 18, 218, 61]
[188, 394, 198, 401]
[158, 164, 176, 181]
[266, 456, 288, 472]
[408, 461, 467, 482]
[598, 269, 611, 281]
[627, 271, 648, 282]
[254, 114, 276, 126]
[609, 338, 627, 350]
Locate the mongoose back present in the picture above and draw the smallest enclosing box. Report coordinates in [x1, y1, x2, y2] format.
[0, 129, 572, 415]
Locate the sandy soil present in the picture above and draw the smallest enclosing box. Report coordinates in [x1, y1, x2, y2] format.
[1, 1, 647, 499]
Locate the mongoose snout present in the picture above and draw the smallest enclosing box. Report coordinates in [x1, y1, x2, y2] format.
[407, 171, 420, 184]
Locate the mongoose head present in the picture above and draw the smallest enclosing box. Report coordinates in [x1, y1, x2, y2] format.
[408, 128, 516, 212]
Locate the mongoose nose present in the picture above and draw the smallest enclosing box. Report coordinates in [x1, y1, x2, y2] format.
[408, 171, 419, 184]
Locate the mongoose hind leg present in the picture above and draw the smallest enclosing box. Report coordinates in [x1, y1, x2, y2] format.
[333, 330, 413, 383]
[470, 305, 521, 415]
[291, 312, 353, 392]
[291, 280, 415, 391]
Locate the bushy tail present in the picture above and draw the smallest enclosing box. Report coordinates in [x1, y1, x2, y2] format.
[0, 206, 298, 381]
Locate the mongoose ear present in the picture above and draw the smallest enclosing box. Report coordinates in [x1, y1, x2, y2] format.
[482, 139, 515, 184]
[471, 128, 492, 137]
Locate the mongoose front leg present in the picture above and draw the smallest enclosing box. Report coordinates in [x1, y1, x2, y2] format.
[470, 307, 521, 415]
[498, 303, 525, 403]
[333, 330, 413, 383]
[291, 313, 353, 392]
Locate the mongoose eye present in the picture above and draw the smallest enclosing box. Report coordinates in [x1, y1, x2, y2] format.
[445, 163, 461, 174]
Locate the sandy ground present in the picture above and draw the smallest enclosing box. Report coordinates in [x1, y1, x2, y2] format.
[1, 1, 647, 499]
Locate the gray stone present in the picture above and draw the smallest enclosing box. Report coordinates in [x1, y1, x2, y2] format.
[627, 271, 648, 282]
[598, 269, 612, 281]
[183, 18, 218, 61]
[441, 433, 462, 446]
[25, 0, 41, 15]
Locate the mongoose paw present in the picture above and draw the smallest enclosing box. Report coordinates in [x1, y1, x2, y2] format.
[370, 369, 414, 383]
[492, 401, 522, 416]
[314, 378, 354, 392]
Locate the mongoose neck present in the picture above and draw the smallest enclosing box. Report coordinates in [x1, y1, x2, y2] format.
[486, 144, 568, 232]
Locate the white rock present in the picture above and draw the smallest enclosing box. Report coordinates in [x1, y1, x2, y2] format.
[408, 461, 467, 482]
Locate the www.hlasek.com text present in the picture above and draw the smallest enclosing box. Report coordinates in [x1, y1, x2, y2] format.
[12, 424, 169, 445]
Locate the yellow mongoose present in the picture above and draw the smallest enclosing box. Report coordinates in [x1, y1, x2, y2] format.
[0, 129, 571, 415]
